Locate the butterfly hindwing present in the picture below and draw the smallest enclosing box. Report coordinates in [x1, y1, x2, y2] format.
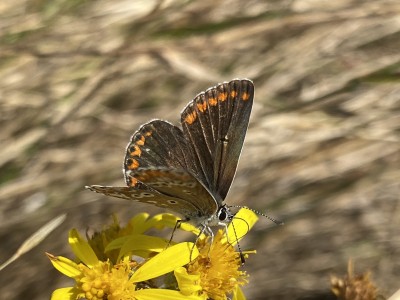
[87, 181, 209, 221]
[124, 120, 207, 186]
[129, 168, 218, 218]
[121, 120, 218, 223]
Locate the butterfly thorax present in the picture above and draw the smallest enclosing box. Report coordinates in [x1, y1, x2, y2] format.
[189, 204, 232, 229]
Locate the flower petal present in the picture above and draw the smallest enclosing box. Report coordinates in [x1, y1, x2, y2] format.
[146, 213, 179, 229]
[134, 288, 203, 300]
[127, 213, 150, 234]
[174, 266, 202, 296]
[233, 285, 247, 300]
[50, 287, 79, 300]
[146, 213, 201, 236]
[121, 235, 168, 253]
[68, 229, 98, 267]
[131, 242, 199, 283]
[226, 208, 258, 245]
[105, 234, 170, 261]
[46, 253, 81, 278]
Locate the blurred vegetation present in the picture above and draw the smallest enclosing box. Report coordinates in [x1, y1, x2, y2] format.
[0, 0, 399, 299]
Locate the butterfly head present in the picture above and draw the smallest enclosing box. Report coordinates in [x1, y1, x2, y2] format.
[217, 204, 233, 222]
[201, 204, 233, 227]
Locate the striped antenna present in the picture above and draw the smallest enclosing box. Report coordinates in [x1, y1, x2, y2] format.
[229, 205, 284, 226]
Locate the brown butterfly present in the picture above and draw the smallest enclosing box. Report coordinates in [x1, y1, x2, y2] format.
[87, 79, 254, 234]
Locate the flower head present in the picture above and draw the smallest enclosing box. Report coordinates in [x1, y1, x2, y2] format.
[188, 229, 248, 300]
[47, 214, 201, 300]
[175, 208, 258, 300]
[47, 208, 258, 300]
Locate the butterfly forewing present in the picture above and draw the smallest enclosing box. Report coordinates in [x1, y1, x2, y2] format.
[216, 80, 254, 199]
[181, 79, 254, 201]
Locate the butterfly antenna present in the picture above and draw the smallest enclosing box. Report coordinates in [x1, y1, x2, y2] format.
[229, 218, 246, 265]
[230, 205, 284, 225]
[230, 215, 250, 240]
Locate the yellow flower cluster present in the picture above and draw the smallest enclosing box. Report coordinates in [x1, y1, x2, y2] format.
[47, 209, 258, 300]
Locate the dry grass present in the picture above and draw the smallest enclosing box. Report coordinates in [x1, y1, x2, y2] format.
[0, 0, 399, 299]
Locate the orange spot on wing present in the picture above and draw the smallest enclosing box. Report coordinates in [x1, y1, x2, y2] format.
[130, 145, 141, 157]
[184, 111, 197, 124]
[129, 177, 139, 186]
[230, 90, 237, 98]
[209, 97, 217, 106]
[127, 158, 139, 170]
[144, 131, 152, 137]
[197, 101, 207, 112]
[218, 92, 228, 102]
[136, 135, 145, 146]
[242, 92, 250, 101]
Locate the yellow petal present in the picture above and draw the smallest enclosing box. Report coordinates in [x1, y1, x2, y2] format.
[179, 222, 202, 236]
[46, 253, 81, 278]
[127, 213, 150, 234]
[174, 266, 202, 295]
[50, 287, 78, 300]
[121, 235, 169, 253]
[68, 229, 98, 267]
[233, 285, 247, 300]
[226, 208, 258, 245]
[107, 234, 168, 252]
[146, 213, 201, 236]
[105, 234, 170, 261]
[103, 235, 129, 251]
[130, 242, 199, 283]
[146, 213, 178, 229]
[134, 288, 203, 300]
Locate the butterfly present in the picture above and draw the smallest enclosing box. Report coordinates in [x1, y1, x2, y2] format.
[86, 79, 254, 234]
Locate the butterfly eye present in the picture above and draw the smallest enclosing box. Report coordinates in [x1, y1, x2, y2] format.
[218, 207, 227, 221]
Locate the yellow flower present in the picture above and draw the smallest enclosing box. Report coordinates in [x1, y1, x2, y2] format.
[175, 208, 258, 300]
[47, 222, 202, 299]
[47, 209, 258, 300]
[187, 230, 248, 300]
[82, 213, 184, 263]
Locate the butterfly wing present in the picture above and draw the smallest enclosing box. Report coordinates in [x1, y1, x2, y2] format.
[89, 119, 219, 223]
[180, 79, 254, 202]
[86, 182, 203, 221]
[87, 79, 253, 224]
[127, 168, 218, 222]
[124, 119, 207, 186]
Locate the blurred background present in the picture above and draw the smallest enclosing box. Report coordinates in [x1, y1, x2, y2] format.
[1, 0, 399, 299]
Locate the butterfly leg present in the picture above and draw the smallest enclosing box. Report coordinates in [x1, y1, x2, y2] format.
[166, 219, 186, 249]
[190, 224, 210, 262]
[219, 222, 230, 244]
[202, 225, 215, 258]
